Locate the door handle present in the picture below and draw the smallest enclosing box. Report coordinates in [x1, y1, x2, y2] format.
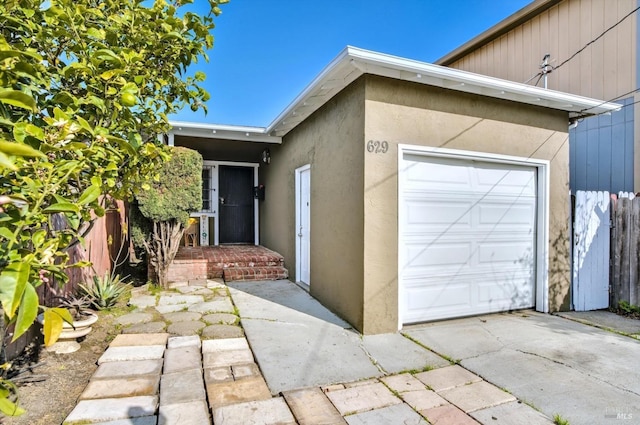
[219, 197, 225, 205]
[298, 226, 303, 237]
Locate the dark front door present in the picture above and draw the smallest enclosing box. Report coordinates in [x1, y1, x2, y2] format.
[219, 165, 254, 244]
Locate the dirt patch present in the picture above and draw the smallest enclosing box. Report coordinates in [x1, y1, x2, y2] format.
[4, 311, 121, 425]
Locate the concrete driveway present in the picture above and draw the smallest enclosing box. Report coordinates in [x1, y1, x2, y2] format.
[404, 312, 640, 425]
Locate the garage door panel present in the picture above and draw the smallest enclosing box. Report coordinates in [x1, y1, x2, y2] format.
[475, 166, 536, 196]
[477, 203, 535, 226]
[477, 241, 534, 264]
[406, 199, 472, 228]
[404, 156, 472, 190]
[403, 267, 533, 284]
[477, 279, 534, 308]
[404, 282, 473, 321]
[404, 242, 472, 268]
[400, 152, 537, 324]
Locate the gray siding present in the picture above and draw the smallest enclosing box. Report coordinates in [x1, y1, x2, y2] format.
[570, 97, 635, 193]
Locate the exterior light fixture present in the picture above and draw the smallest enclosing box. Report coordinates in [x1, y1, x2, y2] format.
[262, 148, 271, 164]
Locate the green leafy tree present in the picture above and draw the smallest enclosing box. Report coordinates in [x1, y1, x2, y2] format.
[131, 146, 202, 289]
[0, 0, 226, 415]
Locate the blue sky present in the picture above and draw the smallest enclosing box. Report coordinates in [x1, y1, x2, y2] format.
[171, 1, 532, 127]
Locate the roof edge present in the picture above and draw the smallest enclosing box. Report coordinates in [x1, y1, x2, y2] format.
[436, 0, 562, 66]
[168, 120, 282, 144]
[266, 46, 354, 134]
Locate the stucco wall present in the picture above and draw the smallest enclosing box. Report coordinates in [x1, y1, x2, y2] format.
[260, 79, 366, 330]
[363, 75, 571, 334]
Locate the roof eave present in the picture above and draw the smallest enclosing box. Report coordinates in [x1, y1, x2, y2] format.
[170, 45, 620, 141]
[168, 120, 282, 144]
[265, 47, 620, 137]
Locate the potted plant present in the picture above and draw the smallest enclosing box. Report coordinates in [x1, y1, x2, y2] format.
[38, 295, 98, 354]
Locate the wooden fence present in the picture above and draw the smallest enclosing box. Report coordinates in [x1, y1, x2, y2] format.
[572, 191, 640, 311]
[4, 199, 127, 360]
[610, 194, 640, 306]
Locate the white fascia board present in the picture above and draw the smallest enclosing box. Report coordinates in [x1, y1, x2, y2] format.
[266, 47, 621, 137]
[168, 120, 282, 144]
[345, 47, 621, 117]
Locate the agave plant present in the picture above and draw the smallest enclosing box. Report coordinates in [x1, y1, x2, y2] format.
[79, 272, 129, 310]
[54, 294, 94, 320]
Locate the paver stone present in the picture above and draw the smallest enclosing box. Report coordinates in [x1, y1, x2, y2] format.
[80, 376, 159, 400]
[345, 403, 427, 425]
[159, 400, 211, 425]
[438, 381, 516, 413]
[160, 369, 206, 406]
[164, 345, 202, 373]
[212, 397, 295, 425]
[98, 345, 165, 364]
[422, 404, 479, 425]
[109, 333, 169, 347]
[401, 389, 449, 411]
[92, 359, 163, 379]
[64, 396, 157, 423]
[282, 387, 347, 425]
[415, 365, 482, 392]
[324, 382, 401, 416]
[380, 373, 428, 393]
[203, 349, 254, 368]
[202, 338, 249, 352]
[206, 376, 272, 409]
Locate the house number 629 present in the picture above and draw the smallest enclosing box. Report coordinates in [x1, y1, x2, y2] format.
[367, 140, 389, 154]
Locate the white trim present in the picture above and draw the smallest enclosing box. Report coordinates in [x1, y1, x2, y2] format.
[169, 46, 621, 141]
[397, 144, 550, 330]
[295, 164, 311, 285]
[169, 120, 281, 144]
[193, 160, 259, 246]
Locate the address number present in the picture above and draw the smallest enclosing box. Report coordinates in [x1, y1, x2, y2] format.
[367, 140, 389, 154]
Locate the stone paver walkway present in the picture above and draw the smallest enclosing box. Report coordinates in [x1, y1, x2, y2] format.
[64, 279, 553, 424]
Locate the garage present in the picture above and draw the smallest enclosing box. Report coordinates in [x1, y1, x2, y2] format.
[399, 148, 543, 324]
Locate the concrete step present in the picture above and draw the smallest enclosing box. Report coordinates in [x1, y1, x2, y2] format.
[223, 266, 289, 282]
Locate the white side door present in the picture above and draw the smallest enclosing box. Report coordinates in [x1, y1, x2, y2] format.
[296, 165, 311, 286]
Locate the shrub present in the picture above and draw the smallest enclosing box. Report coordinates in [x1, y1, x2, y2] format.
[131, 146, 203, 288]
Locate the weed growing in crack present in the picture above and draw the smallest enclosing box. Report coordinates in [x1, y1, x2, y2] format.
[553, 413, 570, 425]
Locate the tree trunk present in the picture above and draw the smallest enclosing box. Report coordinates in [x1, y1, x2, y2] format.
[144, 220, 184, 289]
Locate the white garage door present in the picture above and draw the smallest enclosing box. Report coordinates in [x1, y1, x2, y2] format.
[399, 153, 537, 324]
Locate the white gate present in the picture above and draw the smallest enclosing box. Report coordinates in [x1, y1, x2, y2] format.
[572, 191, 610, 310]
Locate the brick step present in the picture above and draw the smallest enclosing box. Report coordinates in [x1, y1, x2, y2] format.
[223, 266, 289, 282]
[219, 259, 284, 268]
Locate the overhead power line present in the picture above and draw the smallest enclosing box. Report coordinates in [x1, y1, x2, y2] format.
[553, 5, 640, 72]
[578, 86, 640, 116]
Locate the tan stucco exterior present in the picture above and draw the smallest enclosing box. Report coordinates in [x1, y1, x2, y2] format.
[260, 80, 367, 330]
[260, 74, 572, 334]
[363, 75, 570, 333]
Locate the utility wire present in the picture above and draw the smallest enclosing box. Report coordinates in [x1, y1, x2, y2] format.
[523, 72, 543, 84]
[577, 86, 640, 116]
[533, 73, 544, 87]
[553, 6, 640, 72]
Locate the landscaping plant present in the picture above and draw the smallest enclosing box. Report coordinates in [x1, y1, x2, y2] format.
[0, 0, 226, 415]
[131, 146, 203, 289]
[78, 272, 129, 310]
